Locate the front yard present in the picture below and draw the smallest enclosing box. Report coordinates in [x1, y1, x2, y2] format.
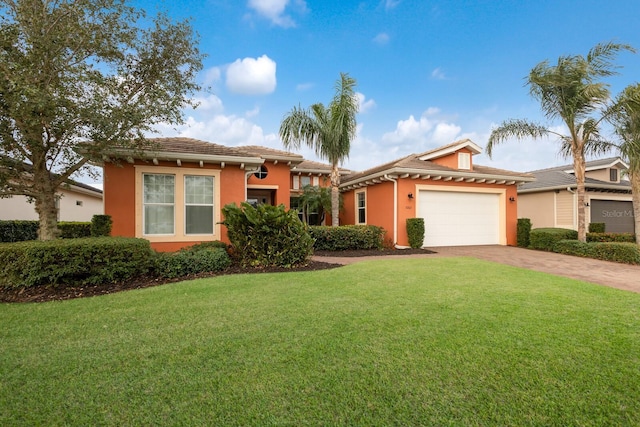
[1, 257, 639, 425]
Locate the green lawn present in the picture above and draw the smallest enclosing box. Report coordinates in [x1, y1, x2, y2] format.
[1, 257, 639, 426]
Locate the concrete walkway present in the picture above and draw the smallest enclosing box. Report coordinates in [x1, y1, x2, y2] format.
[314, 245, 640, 294]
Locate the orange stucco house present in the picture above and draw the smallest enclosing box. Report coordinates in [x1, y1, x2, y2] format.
[98, 137, 533, 251]
[99, 137, 342, 251]
[339, 139, 534, 247]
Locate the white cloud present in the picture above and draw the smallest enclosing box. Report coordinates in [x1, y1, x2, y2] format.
[247, 0, 307, 28]
[245, 106, 260, 118]
[431, 67, 446, 80]
[226, 55, 277, 95]
[372, 32, 389, 45]
[356, 92, 376, 113]
[296, 82, 314, 91]
[203, 67, 222, 85]
[383, 0, 401, 11]
[192, 94, 224, 113]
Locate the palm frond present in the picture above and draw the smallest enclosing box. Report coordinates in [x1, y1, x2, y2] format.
[486, 119, 549, 158]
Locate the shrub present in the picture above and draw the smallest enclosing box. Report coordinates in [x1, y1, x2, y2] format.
[406, 218, 425, 249]
[517, 218, 532, 248]
[553, 239, 640, 265]
[59, 221, 91, 239]
[221, 202, 314, 268]
[91, 215, 113, 237]
[188, 240, 228, 251]
[0, 220, 39, 242]
[309, 225, 385, 251]
[552, 239, 591, 257]
[588, 242, 640, 265]
[588, 222, 605, 233]
[154, 247, 230, 279]
[587, 232, 636, 243]
[0, 237, 155, 288]
[530, 228, 578, 251]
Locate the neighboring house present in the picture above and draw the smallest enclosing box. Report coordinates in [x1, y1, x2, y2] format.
[95, 137, 533, 250]
[0, 177, 103, 222]
[339, 139, 534, 247]
[518, 158, 634, 233]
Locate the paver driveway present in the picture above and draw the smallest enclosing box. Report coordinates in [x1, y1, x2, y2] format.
[315, 245, 640, 294]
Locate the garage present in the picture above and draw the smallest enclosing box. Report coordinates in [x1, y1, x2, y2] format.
[418, 190, 501, 246]
[590, 200, 635, 233]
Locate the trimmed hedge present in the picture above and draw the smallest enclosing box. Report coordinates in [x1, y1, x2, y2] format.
[154, 247, 230, 279]
[588, 222, 605, 233]
[553, 240, 640, 265]
[530, 228, 578, 251]
[91, 215, 112, 237]
[587, 232, 636, 243]
[406, 218, 425, 249]
[0, 220, 39, 242]
[222, 202, 314, 268]
[309, 225, 385, 251]
[0, 237, 155, 288]
[517, 218, 532, 248]
[59, 222, 92, 239]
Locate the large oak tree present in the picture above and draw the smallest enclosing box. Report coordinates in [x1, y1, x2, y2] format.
[0, 0, 203, 239]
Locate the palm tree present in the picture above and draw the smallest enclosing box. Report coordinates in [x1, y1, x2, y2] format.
[486, 42, 634, 242]
[280, 73, 359, 226]
[610, 83, 640, 243]
[297, 185, 332, 225]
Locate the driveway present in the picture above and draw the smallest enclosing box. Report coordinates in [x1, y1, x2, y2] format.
[314, 245, 640, 294]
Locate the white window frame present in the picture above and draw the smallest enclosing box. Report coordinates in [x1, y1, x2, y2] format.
[458, 152, 471, 170]
[142, 173, 175, 236]
[184, 175, 214, 235]
[356, 190, 367, 225]
[135, 166, 221, 243]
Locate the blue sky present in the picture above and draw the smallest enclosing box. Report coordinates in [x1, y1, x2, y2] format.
[132, 0, 640, 175]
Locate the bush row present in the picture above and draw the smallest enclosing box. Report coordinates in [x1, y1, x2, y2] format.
[586, 232, 636, 243]
[529, 228, 579, 251]
[309, 225, 384, 251]
[553, 240, 640, 265]
[0, 238, 231, 289]
[0, 215, 112, 242]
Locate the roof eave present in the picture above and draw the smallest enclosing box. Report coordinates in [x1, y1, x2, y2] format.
[102, 149, 265, 167]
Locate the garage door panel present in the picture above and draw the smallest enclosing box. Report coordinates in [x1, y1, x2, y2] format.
[418, 191, 500, 246]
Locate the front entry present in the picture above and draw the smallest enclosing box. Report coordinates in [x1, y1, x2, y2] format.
[247, 189, 276, 207]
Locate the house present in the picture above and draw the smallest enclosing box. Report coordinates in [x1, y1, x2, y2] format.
[98, 137, 346, 251]
[518, 158, 634, 233]
[0, 165, 103, 222]
[339, 139, 534, 247]
[96, 137, 533, 250]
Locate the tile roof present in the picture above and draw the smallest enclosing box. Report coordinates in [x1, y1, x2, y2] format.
[236, 145, 304, 161]
[519, 156, 631, 193]
[342, 152, 533, 186]
[147, 137, 254, 158]
[293, 159, 351, 175]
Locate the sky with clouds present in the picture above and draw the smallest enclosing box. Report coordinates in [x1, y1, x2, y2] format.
[134, 0, 640, 176]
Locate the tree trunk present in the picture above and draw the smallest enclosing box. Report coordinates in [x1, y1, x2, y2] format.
[573, 153, 587, 242]
[330, 164, 340, 227]
[32, 167, 61, 240]
[630, 171, 640, 245]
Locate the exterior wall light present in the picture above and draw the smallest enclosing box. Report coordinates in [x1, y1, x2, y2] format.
[509, 196, 515, 202]
[408, 193, 414, 199]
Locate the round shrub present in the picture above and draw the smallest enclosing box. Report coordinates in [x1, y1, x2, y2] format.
[222, 202, 314, 268]
[530, 228, 578, 251]
[406, 218, 425, 249]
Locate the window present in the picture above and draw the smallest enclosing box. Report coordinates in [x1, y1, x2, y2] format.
[76, 200, 83, 206]
[356, 191, 366, 224]
[185, 175, 214, 234]
[300, 176, 311, 187]
[610, 168, 618, 182]
[458, 152, 471, 170]
[143, 174, 175, 235]
[254, 165, 268, 180]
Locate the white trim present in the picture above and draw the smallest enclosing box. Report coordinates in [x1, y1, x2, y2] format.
[355, 189, 367, 225]
[418, 140, 482, 161]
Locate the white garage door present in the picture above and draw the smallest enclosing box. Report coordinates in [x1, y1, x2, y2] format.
[418, 190, 500, 246]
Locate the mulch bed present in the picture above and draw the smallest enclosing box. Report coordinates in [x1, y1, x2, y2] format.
[0, 248, 436, 303]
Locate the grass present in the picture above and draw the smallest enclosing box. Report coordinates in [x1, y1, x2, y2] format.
[1, 257, 639, 426]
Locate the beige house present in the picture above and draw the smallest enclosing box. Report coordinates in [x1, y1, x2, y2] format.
[0, 181, 103, 222]
[518, 158, 633, 233]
